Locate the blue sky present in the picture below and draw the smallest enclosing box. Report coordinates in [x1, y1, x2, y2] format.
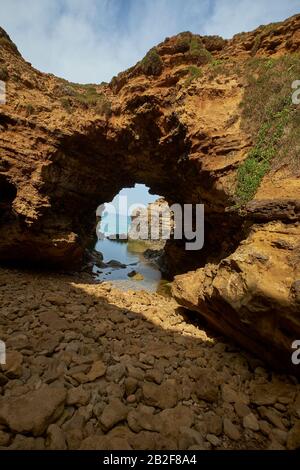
[106, 184, 159, 215]
[0, 0, 299, 83]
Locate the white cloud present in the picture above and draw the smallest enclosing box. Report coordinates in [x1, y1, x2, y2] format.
[0, 0, 298, 83]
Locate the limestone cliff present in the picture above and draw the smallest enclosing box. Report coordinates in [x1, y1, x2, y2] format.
[0, 15, 300, 371]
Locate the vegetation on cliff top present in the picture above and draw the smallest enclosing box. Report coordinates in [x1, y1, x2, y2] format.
[60, 83, 112, 116]
[141, 48, 163, 76]
[236, 54, 300, 205]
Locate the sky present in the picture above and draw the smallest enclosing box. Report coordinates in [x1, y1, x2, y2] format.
[104, 184, 159, 215]
[0, 0, 299, 83]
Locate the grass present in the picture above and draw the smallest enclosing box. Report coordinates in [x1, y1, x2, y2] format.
[189, 37, 212, 64]
[184, 66, 202, 86]
[235, 54, 300, 205]
[25, 104, 35, 116]
[141, 48, 163, 76]
[60, 85, 112, 116]
[236, 105, 290, 203]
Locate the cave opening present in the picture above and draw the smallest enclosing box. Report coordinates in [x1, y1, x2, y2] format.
[91, 184, 172, 293]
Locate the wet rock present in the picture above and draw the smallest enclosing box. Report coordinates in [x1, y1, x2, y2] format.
[128, 271, 144, 281]
[107, 260, 127, 269]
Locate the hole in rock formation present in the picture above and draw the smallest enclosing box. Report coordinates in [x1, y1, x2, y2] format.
[87, 185, 173, 293]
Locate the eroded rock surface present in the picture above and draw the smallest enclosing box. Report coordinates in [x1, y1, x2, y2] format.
[173, 222, 300, 373]
[0, 13, 300, 422]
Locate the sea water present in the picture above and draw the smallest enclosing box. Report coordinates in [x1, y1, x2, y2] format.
[93, 213, 164, 292]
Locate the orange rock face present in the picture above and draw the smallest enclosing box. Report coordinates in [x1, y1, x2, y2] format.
[0, 15, 299, 370]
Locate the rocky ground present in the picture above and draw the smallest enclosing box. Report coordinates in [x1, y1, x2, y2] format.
[0, 267, 299, 451]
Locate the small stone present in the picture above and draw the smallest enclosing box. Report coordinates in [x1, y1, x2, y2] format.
[0, 430, 11, 446]
[287, 421, 300, 450]
[268, 440, 285, 450]
[258, 406, 286, 430]
[178, 427, 203, 449]
[145, 368, 164, 384]
[46, 424, 67, 450]
[142, 380, 178, 409]
[195, 369, 219, 403]
[125, 377, 138, 396]
[223, 418, 241, 441]
[86, 361, 106, 382]
[271, 429, 288, 446]
[139, 353, 155, 366]
[222, 384, 239, 403]
[234, 401, 251, 418]
[2, 351, 23, 379]
[206, 434, 221, 447]
[126, 395, 136, 404]
[67, 386, 90, 406]
[106, 364, 126, 383]
[100, 398, 128, 431]
[243, 413, 259, 431]
[127, 365, 144, 381]
[127, 406, 158, 433]
[158, 405, 195, 436]
[203, 411, 222, 436]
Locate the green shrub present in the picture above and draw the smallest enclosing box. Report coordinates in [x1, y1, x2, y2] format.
[189, 37, 212, 64]
[141, 48, 163, 76]
[184, 66, 202, 86]
[175, 33, 192, 53]
[236, 105, 290, 204]
[235, 54, 300, 205]
[203, 35, 226, 52]
[60, 85, 112, 117]
[60, 98, 72, 112]
[25, 104, 34, 116]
